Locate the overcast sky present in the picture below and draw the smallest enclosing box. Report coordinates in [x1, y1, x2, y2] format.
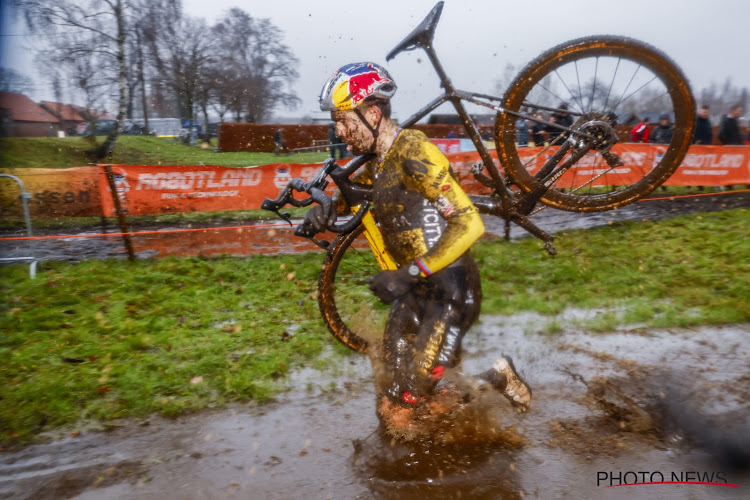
[2, 0, 748, 122]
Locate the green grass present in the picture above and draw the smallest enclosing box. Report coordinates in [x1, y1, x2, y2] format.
[475, 208, 750, 330]
[0, 136, 331, 169]
[1, 208, 748, 445]
[0, 253, 342, 445]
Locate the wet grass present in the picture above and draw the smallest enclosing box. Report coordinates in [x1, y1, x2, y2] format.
[0, 253, 347, 445]
[1, 208, 748, 445]
[476, 208, 750, 331]
[0, 136, 330, 169]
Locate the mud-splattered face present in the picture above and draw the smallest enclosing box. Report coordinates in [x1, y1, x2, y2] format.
[331, 109, 375, 155]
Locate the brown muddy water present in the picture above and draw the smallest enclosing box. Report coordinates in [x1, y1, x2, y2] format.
[1, 191, 748, 262]
[1, 317, 748, 499]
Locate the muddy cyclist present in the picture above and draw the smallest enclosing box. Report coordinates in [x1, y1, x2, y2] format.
[306, 62, 532, 418]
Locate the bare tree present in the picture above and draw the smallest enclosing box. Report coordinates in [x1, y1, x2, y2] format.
[15, 0, 130, 160]
[156, 16, 215, 141]
[697, 78, 749, 121]
[0, 67, 34, 94]
[212, 9, 300, 123]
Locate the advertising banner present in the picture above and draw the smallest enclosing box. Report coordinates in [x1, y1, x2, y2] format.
[0, 166, 101, 218]
[2, 145, 748, 219]
[97, 163, 340, 217]
[446, 144, 750, 194]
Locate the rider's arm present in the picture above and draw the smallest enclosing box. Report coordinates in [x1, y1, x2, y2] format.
[403, 140, 484, 276]
[332, 160, 374, 214]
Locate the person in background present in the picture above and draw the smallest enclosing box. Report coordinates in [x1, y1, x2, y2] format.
[274, 128, 288, 155]
[546, 103, 573, 144]
[650, 114, 674, 144]
[629, 115, 651, 143]
[515, 117, 530, 147]
[692, 105, 713, 145]
[328, 122, 340, 158]
[531, 113, 546, 146]
[718, 104, 743, 145]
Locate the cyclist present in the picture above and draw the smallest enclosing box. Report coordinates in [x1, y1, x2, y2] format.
[307, 62, 532, 416]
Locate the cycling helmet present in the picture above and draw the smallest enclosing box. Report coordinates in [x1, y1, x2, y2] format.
[319, 62, 397, 112]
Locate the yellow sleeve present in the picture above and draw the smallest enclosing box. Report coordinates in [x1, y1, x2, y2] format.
[403, 140, 484, 275]
[332, 159, 374, 214]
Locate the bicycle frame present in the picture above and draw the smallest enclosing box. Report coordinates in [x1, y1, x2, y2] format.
[383, 2, 603, 252]
[396, 47, 592, 223]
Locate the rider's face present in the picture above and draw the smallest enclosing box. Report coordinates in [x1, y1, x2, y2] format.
[332, 109, 375, 155]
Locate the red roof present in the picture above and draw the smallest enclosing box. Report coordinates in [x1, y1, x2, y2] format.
[40, 100, 86, 121]
[70, 104, 116, 121]
[0, 91, 59, 123]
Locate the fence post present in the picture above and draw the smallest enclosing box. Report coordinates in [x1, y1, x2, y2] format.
[102, 164, 135, 261]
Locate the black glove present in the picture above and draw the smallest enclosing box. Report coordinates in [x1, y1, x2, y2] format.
[304, 204, 336, 233]
[366, 264, 420, 304]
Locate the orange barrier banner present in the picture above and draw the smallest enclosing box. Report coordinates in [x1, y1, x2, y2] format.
[446, 144, 750, 194]
[2, 145, 748, 219]
[0, 166, 101, 218]
[98, 163, 340, 217]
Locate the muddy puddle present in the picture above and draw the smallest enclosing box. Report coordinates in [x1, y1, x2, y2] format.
[1, 317, 748, 499]
[1, 191, 747, 262]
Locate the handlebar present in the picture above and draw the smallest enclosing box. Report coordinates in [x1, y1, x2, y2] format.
[261, 155, 375, 246]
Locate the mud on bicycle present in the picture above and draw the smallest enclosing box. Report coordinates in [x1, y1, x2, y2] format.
[262, 1, 695, 353]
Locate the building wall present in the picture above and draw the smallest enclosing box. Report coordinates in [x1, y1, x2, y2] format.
[4, 121, 59, 137]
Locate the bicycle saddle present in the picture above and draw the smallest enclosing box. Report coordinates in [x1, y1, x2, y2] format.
[385, 1, 444, 62]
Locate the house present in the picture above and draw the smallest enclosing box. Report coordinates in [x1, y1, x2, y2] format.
[0, 91, 60, 137]
[39, 101, 87, 136]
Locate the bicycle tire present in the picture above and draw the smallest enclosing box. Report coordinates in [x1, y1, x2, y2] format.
[496, 35, 695, 212]
[318, 224, 389, 353]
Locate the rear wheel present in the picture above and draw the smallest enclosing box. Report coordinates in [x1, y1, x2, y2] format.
[496, 35, 695, 212]
[318, 225, 389, 353]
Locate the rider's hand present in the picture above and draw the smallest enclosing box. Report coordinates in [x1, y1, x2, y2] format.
[304, 204, 335, 232]
[366, 264, 420, 304]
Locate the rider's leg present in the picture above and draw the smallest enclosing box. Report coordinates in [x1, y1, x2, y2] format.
[384, 262, 482, 404]
[382, 295, 421, 403]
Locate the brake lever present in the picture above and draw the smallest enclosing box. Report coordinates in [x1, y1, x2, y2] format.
[272, 209, 293, 227]
[309, 236, 330, 250]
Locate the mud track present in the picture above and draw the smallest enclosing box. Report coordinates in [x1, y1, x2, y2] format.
[1, 319, 748, 499]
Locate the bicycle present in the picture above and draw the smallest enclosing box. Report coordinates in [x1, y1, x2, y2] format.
[262, 1, 695, 353]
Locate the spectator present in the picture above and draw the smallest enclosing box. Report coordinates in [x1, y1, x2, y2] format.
[650, 114, 674, 144]
[447, 130, 457, 138]
[531, 113, 546, 146]
[546, 103, 573, 144]
[328, 122, 346, 159]
[630, 116, 651, 143]
[515, 117, 530, 146]
[718, 104, 743, 145]
[692, 105, 713, 144]
[274, 128, 288, 155]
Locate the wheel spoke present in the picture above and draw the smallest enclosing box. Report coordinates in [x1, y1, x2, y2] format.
[602, 57, 621, 112]
[496, 36, 693, 212]
[551, 70, 585, 115]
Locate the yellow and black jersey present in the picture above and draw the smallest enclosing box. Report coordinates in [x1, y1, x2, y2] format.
[345, 129, 484, 275]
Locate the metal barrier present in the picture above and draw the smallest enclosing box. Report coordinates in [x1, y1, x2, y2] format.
[0, 174, 38, 278]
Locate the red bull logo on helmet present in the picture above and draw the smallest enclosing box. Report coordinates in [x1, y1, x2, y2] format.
[328, 62, 395, 111]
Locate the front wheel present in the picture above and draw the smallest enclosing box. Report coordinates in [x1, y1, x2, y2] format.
[496, 35, 695, 212]
[318, 225, 390, 353]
